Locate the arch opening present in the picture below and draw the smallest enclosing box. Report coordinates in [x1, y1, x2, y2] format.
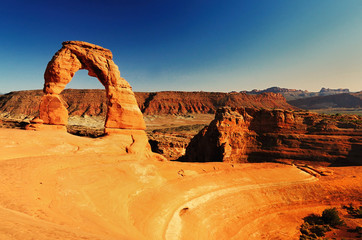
[61, 70, 106, 137]
[65, 70, 104, 90]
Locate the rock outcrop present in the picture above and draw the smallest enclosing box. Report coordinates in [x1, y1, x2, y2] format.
[40, 41, 145, 130]
[182, 107, 362, 166]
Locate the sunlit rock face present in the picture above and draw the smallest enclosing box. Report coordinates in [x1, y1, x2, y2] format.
[40, 41, 145, 130]
[183, 107, 362, 165]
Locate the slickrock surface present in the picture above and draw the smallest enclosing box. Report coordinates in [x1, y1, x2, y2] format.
[183, 107, 362, 165]
[41, 41, 145, 129]
[0, 128, 360, 240]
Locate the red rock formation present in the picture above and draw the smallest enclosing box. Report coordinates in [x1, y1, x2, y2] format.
[137, 91, 296, 114]
[0, 90, 297, 118]
[41, 41, 145, 130]
[183, 107, 362, 166]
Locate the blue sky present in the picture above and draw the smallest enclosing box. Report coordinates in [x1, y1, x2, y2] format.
[0, 0, 361, 93]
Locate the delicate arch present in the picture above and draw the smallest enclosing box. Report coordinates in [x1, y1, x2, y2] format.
[39, 41, 145, 130]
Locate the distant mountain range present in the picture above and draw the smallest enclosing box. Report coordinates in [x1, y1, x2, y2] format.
[250, 87, 361, 110]
[288, 92, 362, 109]
[245, 87, 361, 110]
[0, 87, 353, 99]
[242, 87, 351, 101]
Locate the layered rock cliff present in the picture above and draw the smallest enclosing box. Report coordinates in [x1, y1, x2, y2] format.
[136, 91, 295, 114]
[0, 89, 296, 118]
[182, 107, 362, 166]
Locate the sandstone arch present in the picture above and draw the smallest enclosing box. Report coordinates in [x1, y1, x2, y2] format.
[39, 41, 145, 130]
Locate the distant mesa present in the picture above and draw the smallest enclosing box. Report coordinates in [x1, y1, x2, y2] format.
[319, 87, 349, 94]
[40, 41, 145, 130]
[245, 86, 349, 94]
[245, 86, 307, 94]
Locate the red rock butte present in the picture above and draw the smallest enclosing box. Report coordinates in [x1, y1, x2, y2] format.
[39, 41, 145, 130]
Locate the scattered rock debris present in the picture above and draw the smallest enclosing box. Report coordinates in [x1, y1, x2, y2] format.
[177, 169, 185, 177]
[179, 207, 189, 216]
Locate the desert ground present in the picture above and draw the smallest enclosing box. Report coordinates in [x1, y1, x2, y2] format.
[0, 127, 360, 240]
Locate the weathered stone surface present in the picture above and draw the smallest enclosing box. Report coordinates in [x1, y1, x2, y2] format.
[105, 87, 145, 129]
[40, 41, 145, 130]
[39, 94, 68, 125]
[183, 107, 362, 165]
[30, 116, 44, 124]
[25, 116, 45, 131]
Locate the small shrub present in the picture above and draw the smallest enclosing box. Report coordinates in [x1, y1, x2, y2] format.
[321, 207, 344, 227]
[299, 234, 312, 240]
[356, 208, 362, 218]
[299, 220, 331, 239]
[344, 204, 362, 218]
[300, 208, 344, 239]
[300, 222, 311, 235]
[309, 224, 330, 237]
[303, 214, 323, 225]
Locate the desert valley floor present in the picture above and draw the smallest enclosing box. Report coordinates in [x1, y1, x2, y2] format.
[0, 128, 360, 240]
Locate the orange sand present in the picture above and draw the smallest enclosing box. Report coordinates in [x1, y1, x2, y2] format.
[0, 128, 360, 240]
